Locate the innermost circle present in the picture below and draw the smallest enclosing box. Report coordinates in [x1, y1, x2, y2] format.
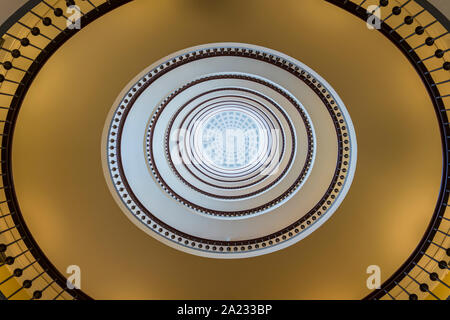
[198, 108, 265, 171]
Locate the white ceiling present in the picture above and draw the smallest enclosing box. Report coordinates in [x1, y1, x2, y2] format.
[430, 0, 450, 18]
[0, 0, 27, 26]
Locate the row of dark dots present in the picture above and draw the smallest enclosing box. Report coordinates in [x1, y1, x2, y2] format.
[405, 264, 450, 300]
[129, 205, 313, 253]
[389, 0, 450, 54]
[141, 156, 345, 250]
[367, 0, 450, 72]
[181, 105, 275, 176]
[121, 84, 335, 244]
[146, 129, 285, 216]
[293, 69, 351, 226]
[160, 104, 282, 193]
[1, 0, 109, 86]
[287, 68, 350, 157]
[368, 0, 449, 300]
[156, 82, 294, 191]
[107, 49, 351, 250]
[117, 129, 315, 252]
[1, 0, 136, 301]
[148, 148, 326, 232]
[108, 81, 151, 225]
[0, 2, 71, 72]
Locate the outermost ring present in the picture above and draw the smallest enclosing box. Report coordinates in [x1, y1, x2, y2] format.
[101, 42, 357, 259]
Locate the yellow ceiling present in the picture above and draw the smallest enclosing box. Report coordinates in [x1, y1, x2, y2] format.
[9, 0, 443, 299]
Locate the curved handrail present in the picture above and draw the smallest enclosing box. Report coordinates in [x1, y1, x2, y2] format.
[0, 0, 42, 36]
[325, 0, 449, 300]
[0, 0, 448, 300]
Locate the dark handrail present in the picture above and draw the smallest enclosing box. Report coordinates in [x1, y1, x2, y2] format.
[0, 0, 448, 300]
[325, 0, 449, 300]
[0, 0, 133, 300]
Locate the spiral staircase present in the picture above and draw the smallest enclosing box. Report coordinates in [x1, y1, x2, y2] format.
[0, 0, 448, 300]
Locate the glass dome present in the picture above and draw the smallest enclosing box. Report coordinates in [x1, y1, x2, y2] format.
[199, 109, 264, 171]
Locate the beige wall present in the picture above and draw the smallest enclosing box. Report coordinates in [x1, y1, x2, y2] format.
[0, 0, 449, 26]
[0, 0, 28, 26]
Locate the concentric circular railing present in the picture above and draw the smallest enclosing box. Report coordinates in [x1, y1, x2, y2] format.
[0, 0, 448, 300]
